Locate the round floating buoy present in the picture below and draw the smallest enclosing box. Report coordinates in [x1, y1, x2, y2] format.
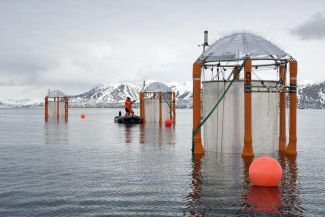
[164, 119, 172, 128]
[249, 156, 282, 187]
[80, 114, 86, 119]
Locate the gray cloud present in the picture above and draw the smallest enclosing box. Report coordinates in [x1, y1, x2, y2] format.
[0, 0, 324, 100]
[291, 12, 325, 40]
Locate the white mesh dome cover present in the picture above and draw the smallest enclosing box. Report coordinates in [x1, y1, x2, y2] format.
[48, 90, 66, 97]
[202, 81, 279, 154]
[200, 32, 291, 62]
[144, 82, 172, 93]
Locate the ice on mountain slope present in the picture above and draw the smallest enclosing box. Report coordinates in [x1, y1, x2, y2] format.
[0, 98, 39, 108]
[69, 80, 193, 108]
[298, 80, 325, 109]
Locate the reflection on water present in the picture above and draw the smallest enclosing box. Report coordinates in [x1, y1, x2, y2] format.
[279, 155, 303, 215]
[139, 123, 176, 145]
[44, 121, 69, 145]
[124, 124, 133, 144]
[187, 154, 205, 216]
[121, 123, 176, 145]
[241, 156, 253, 213]
[247, 186, 282, 213]
[186, 154, 302, 216]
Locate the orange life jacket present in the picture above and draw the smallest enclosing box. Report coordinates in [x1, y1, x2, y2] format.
[125, 100, 132, 110]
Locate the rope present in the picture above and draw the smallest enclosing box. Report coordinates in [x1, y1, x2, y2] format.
[221, 80, 226, 152]
[192, 59, 248, 152]
[215, 80, 219, 153]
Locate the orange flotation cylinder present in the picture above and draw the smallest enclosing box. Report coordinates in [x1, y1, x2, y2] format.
[249, 156, 282, 187]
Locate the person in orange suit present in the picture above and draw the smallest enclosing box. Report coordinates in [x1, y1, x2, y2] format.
[125, 97, 135, 116]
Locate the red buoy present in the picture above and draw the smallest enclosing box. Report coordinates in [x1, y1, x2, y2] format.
[164, 119, 172, 128]
[80, 114, 86, 119]
[249, 156, 282, 187]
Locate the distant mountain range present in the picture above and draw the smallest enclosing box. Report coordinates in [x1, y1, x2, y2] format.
[1, 80, 325, 109]
[69, 80, 192, 108]
[0, 98, 40, 108]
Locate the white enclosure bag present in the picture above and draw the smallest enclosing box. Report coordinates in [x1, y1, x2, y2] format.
[144, 93, 171, 123]
[48, 100, 65, 118]
[144, 98, 159, 122]
[202, 81, 279, 154]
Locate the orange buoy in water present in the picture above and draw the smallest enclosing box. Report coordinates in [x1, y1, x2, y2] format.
[249, 156, 282, 187]
[80, 114, 86, 119]
[164, 119, 172, 128]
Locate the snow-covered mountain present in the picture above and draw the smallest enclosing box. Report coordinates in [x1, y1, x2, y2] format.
[1, 80, 325, 109]
[298, 81, 325, 109]
[69, 80, 192, 108]
[0, 98, 40, 108]
[69, 80, 325, 109]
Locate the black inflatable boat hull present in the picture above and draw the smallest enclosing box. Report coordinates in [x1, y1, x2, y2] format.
[114, 115, 143, 124]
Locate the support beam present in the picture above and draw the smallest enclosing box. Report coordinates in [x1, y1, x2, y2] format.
[172, 92, 176, 124]
[169, 92, 173, 120]
[45, 96, 48, 122]
[65, 96, 68, 122]
[142, 93, 145, 123]
[286, 60, 298, 155]
[56, 97, 60, 121]
[190, 154, 204, 202]
[140, 92, 144, 119]
[242, 58, 254, 157]
[159, 92, 162, 124]
[192, 62, 204, 154]
[279, 65, 287, 153]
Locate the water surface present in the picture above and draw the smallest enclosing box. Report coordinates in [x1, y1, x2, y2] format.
[0, 108, 324, 216]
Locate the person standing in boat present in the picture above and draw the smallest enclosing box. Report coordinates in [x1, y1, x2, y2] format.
[124, 97, 135, 116]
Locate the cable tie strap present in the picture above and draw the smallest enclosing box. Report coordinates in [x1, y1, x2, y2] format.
[289, 85, 297, 93]
[244, 84, 252, 92]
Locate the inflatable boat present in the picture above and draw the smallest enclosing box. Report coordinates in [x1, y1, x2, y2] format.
[114, 112, 143, 124]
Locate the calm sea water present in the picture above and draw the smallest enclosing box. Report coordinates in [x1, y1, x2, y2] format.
[0, 108, 324, 216]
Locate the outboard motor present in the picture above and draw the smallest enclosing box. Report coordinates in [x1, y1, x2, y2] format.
[119, 111, 122, 117]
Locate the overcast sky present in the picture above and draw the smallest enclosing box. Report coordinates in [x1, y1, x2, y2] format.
[0, 0, 324, 100]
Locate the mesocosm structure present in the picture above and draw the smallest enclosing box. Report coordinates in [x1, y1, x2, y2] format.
[192, 32, 297, 157]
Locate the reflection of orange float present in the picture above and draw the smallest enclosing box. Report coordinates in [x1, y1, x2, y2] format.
[80, 114, 86, 119]
[249, 156, 282, 187]
[248, 186, 281, 213]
